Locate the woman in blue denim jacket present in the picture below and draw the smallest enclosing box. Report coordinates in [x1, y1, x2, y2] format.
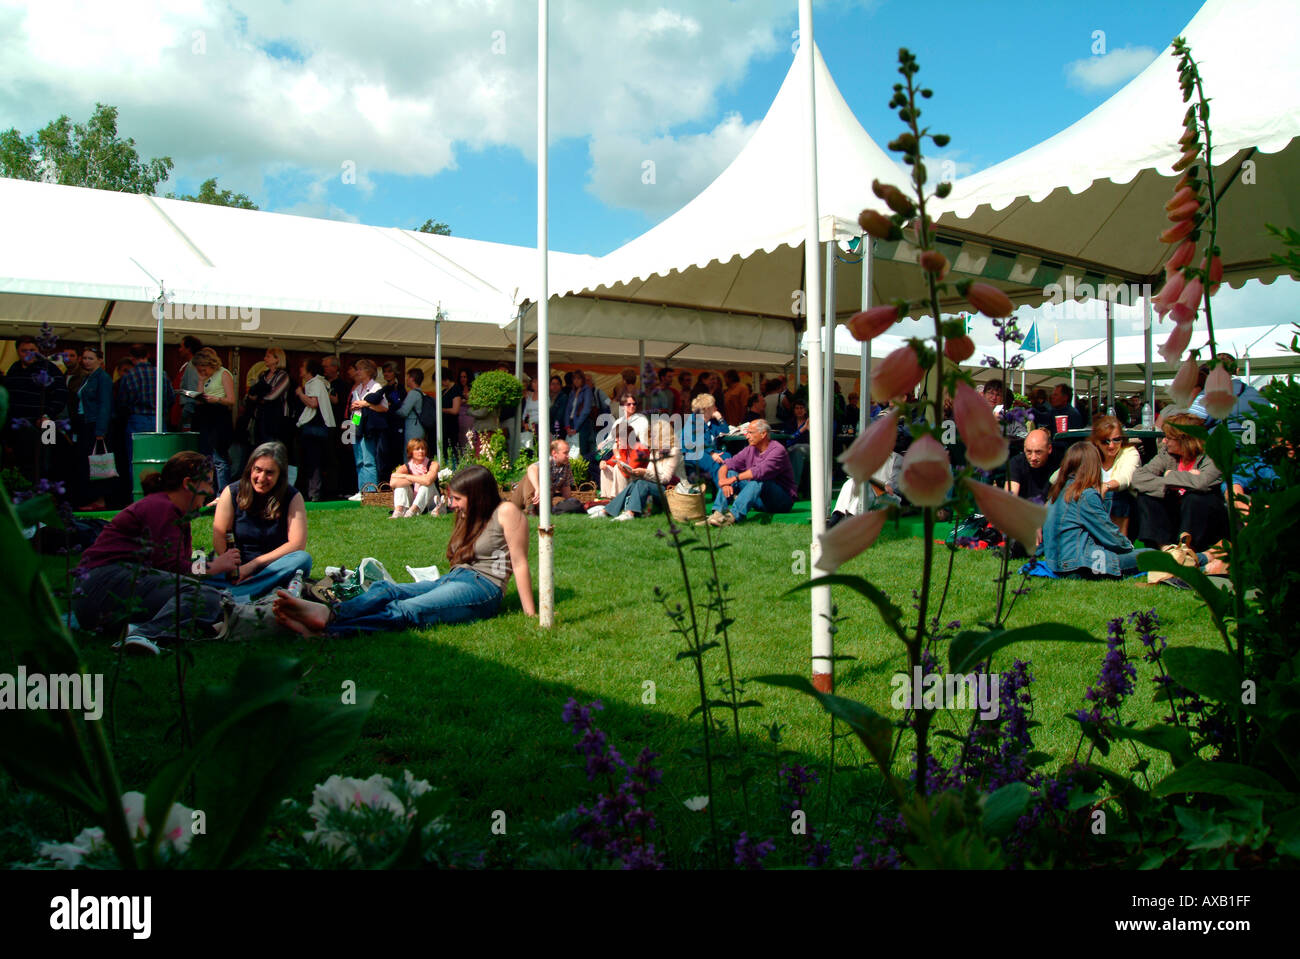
[1042, 442, 1150, 577]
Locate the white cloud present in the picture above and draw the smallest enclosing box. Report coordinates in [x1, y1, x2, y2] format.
[0, 0, 796, 214]
[586, 112, 760, 217]
[1064, 45, 1158, 92]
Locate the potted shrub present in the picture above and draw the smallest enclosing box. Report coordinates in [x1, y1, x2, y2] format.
[466, 370, 524, 433]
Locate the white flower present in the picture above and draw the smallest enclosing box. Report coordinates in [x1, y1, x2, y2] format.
[682, 795, 710, 811]
[402, 770, 433, 800]
[38, 827, 107, 869]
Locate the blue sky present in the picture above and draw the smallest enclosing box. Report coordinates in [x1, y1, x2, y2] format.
[228, 0, 1209, 256]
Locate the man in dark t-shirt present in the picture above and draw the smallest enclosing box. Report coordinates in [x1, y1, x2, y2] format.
[1048, 384, 1084, 432]
[1006, 429, 1060, 504]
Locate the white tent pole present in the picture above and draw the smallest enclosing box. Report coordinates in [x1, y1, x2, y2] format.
[1106, 299, 1115, 416]
[823, 239, 836, 501]
[799, 0, 832, 694]
[1143, 294, 1153, 416]
[858, 237, 871, 434]
[434, 311, 444, 465]
[537, 0, 554, 630]
[638, 339, 646, 403]
[154, 283, 166, 433]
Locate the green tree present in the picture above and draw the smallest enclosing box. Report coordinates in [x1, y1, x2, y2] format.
[167, 177, 258, 210]
[416, 218, 452, 235]
[0, 103, 173, 194]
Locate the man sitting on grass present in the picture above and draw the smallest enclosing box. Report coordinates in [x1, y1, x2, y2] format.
[701, 419, 796, 527]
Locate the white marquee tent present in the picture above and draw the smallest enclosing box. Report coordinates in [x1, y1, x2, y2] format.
[0, 176, 597, 358]
[939, 0, 1299, 312]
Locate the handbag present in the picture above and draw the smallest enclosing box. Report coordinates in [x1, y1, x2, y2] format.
[1147, 542, 1198, 584]
[88, 439, 119, 481]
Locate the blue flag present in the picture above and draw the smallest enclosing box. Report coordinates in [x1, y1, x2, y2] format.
[1021, 321, 1041, 353]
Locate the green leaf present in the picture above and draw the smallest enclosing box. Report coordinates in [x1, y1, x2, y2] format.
[1161, 646, 1243, 705]
[1153, 760, 1285, 798]
[1065, 712, 1110, 756]
[14, 494, 64, 531]
[752, 674, 896, 777]
[1026, 750, 1053, 768]
[981, 782, 1030, 837]
[0, 709, 102, 819]
[1136, 552, 1231, 622]
[949, 623, 1098, 675]
[146, 656, 375, 868]
[1102, 722, 1196, 766]
[1206, 422, 1236, 478]
[786, 575, 907, 641]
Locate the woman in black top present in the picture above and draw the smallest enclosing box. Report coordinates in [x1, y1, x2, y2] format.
[247, 348, 291, 447]
[211, 440, 311, 601]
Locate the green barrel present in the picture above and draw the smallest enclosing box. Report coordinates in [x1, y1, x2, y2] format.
[132, 432, 200, 499]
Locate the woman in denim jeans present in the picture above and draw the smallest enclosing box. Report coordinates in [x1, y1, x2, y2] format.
[1042, 443, 1149, 577]
[1042, 442, 1224, 578]
[272, 465, 535, 634]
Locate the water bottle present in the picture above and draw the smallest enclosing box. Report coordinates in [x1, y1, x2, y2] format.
[225, 532, 238, 582]
[287, 569, 305, 598]
[1141, 403, 1153, 430]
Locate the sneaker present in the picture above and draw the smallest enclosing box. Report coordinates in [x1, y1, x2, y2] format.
[707, 511, 735, 527]
[111, 635, 161, 656]
[587, 505, 608, 517]
[347, 492, 364, 502]
[613, 510, 637, 522]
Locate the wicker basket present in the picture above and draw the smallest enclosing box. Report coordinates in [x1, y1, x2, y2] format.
[574, 481, 599, 505]
[360, 483, 394, 508]
[666, 486, 707, 522]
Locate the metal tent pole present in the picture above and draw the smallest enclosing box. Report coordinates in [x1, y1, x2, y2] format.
[434, 310, 444, 464]
[537, 0, 553, 629]
[823, 239, 836, 502]
[859, 238, 872, 433]
[799, 0, 832, 693]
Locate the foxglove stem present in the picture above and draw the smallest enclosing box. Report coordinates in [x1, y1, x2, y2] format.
[895, 50, 944, 798]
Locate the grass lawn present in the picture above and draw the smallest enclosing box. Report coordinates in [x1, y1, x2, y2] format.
[3, 502, 1223, 867]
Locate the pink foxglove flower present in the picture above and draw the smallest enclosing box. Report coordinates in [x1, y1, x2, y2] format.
[1202, 365, 1236, 420]
[1167, 238, 1197, 272]
[871, 346, 925, 403]
[1158, 319, 1194, 363]
[962, 478, 1047, 553]
[919, 250, 949, 278]
[858, 209, 896, 240]
[953, 381, 1009, 470]
[815, 508, 889, 573]
[899, 435, 952, 507]
[1168, 356, 1200, 407]
[944, 335, 975, 363]
[1159, 219, 1196, 244]
[847, 305, 899, 341]
[1151, 268, 1187, 319]
[838, 408, 899, 481]
[1176, 276, 1204, 312]
[1201, 254, 1223, 295]
[965, 282, 1013, 318]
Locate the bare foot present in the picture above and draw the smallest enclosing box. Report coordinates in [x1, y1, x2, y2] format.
[271, 590, 333, 635]
[1203, 557, 1230, 576]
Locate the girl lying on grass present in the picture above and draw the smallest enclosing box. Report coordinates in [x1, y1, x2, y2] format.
[273, 465, 534, 634]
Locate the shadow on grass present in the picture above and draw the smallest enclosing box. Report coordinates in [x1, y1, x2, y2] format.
[42, 620, 892, 869]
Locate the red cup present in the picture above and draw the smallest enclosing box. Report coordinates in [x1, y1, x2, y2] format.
[1055, 415, 1068, 433]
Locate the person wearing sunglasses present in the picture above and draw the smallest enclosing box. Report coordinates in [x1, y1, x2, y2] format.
[1089, 415, 1140, 536]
